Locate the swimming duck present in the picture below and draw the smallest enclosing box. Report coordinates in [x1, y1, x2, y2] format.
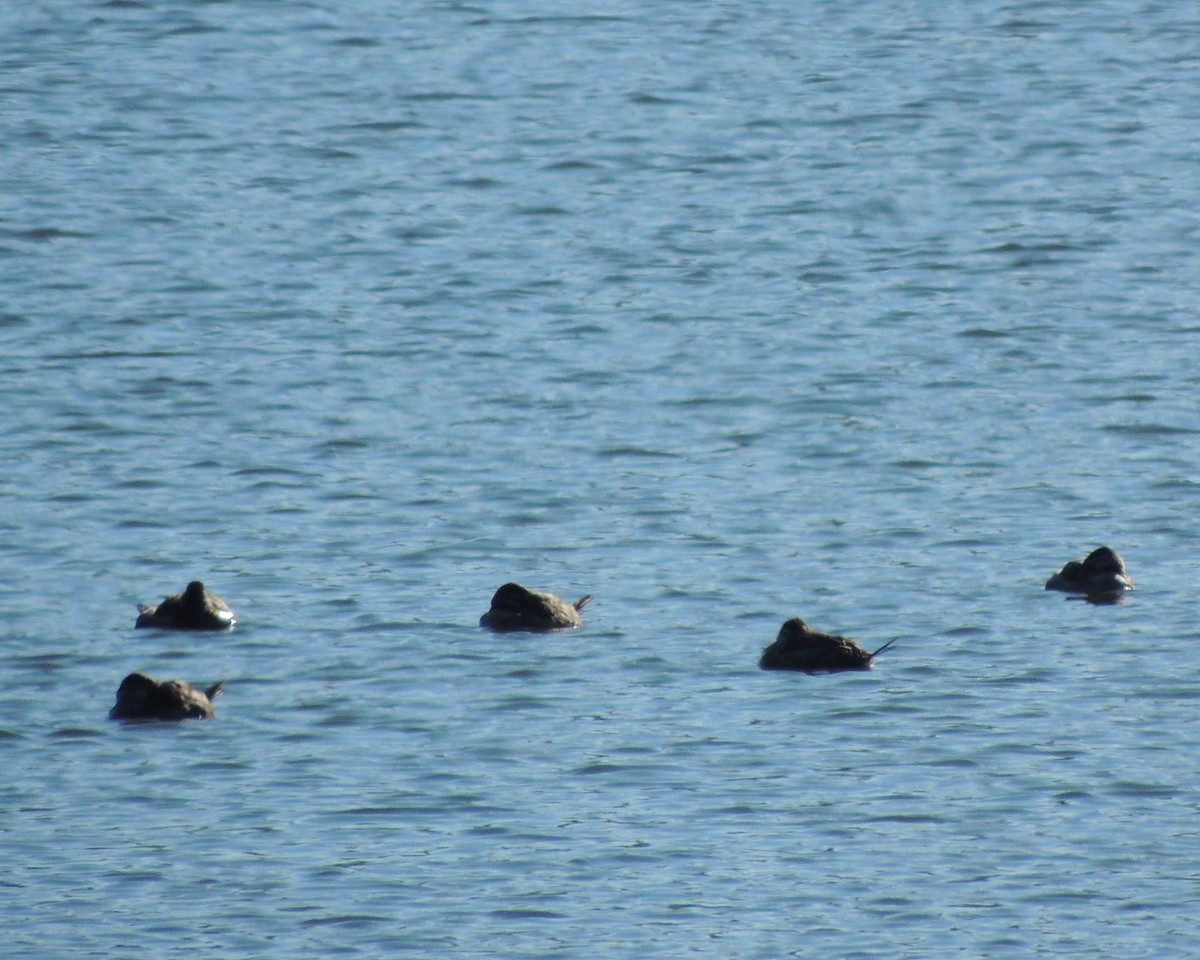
[759, 618, 896, 673]
[1044, 546, 1133, 598]
[479, 582, 592, 632]
[108, 672, 225, 722]
[135, 580, 236, 630]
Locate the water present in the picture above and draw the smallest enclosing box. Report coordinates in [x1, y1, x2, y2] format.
[2, 1, 1199, 956]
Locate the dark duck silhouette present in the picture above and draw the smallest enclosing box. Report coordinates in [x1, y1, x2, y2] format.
[479, 582, 592, 632]
[1044, 546, 1133, 600]
[135, 580, 236, 630]
[108, 672, 225, 722]
[759, 618, 896, 673]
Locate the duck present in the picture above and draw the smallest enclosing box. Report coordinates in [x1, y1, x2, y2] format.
[1044, 546, 1133, 598]
[135, 580, 236, 630]
[108, 672, 225, 722]
[479, 582, 592, 632]
[759, 617, 896, 673]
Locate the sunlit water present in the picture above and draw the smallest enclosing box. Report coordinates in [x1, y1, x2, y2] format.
[2, 1, 1199, 957]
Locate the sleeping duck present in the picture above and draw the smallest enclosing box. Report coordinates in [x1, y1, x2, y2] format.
[135, 580, 235, 630]
[759, 617, 896, 673]
[1044, 546, 1133, 599]
[479, 582, 592, 632]
[108, 672, 225, 722]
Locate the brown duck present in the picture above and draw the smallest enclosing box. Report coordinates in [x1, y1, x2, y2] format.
[108, 672, 225, 722]
[1044, 546, 1133, 598]
[135, 580, 236, 630]
[759, 618, 896, 673]
[479, 582, 592, 632]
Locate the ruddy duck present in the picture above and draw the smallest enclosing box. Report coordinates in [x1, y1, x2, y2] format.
[1044, 546, 1133, 599]
[135, 580, 235, 630]
[479, 582, 592, 632]
[108, 672, 225, 721]
[759, 618, 896, 673]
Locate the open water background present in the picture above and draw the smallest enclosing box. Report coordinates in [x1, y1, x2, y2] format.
[2, 1, 1199, 956]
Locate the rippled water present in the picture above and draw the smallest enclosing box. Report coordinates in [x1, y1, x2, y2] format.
[3, 1, 1199, 957]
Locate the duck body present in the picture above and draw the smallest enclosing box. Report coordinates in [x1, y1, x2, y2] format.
[479, 582, 592, 632]
[135, 580, 235, 630]
[108, 672, 224, 721]
[759, 618, 895, 673]
[1044, 546, 1133, 597]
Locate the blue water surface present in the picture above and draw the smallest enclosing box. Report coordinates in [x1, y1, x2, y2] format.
[2, 1, 1199, 957]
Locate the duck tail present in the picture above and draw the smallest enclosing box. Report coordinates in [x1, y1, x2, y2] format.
[574, 595, 593, 612]
[869, 638, 898, 659]
[206, 681, 226, 701]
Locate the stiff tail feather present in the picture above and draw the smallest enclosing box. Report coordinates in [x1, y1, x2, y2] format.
[869, 639, 898, 659]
